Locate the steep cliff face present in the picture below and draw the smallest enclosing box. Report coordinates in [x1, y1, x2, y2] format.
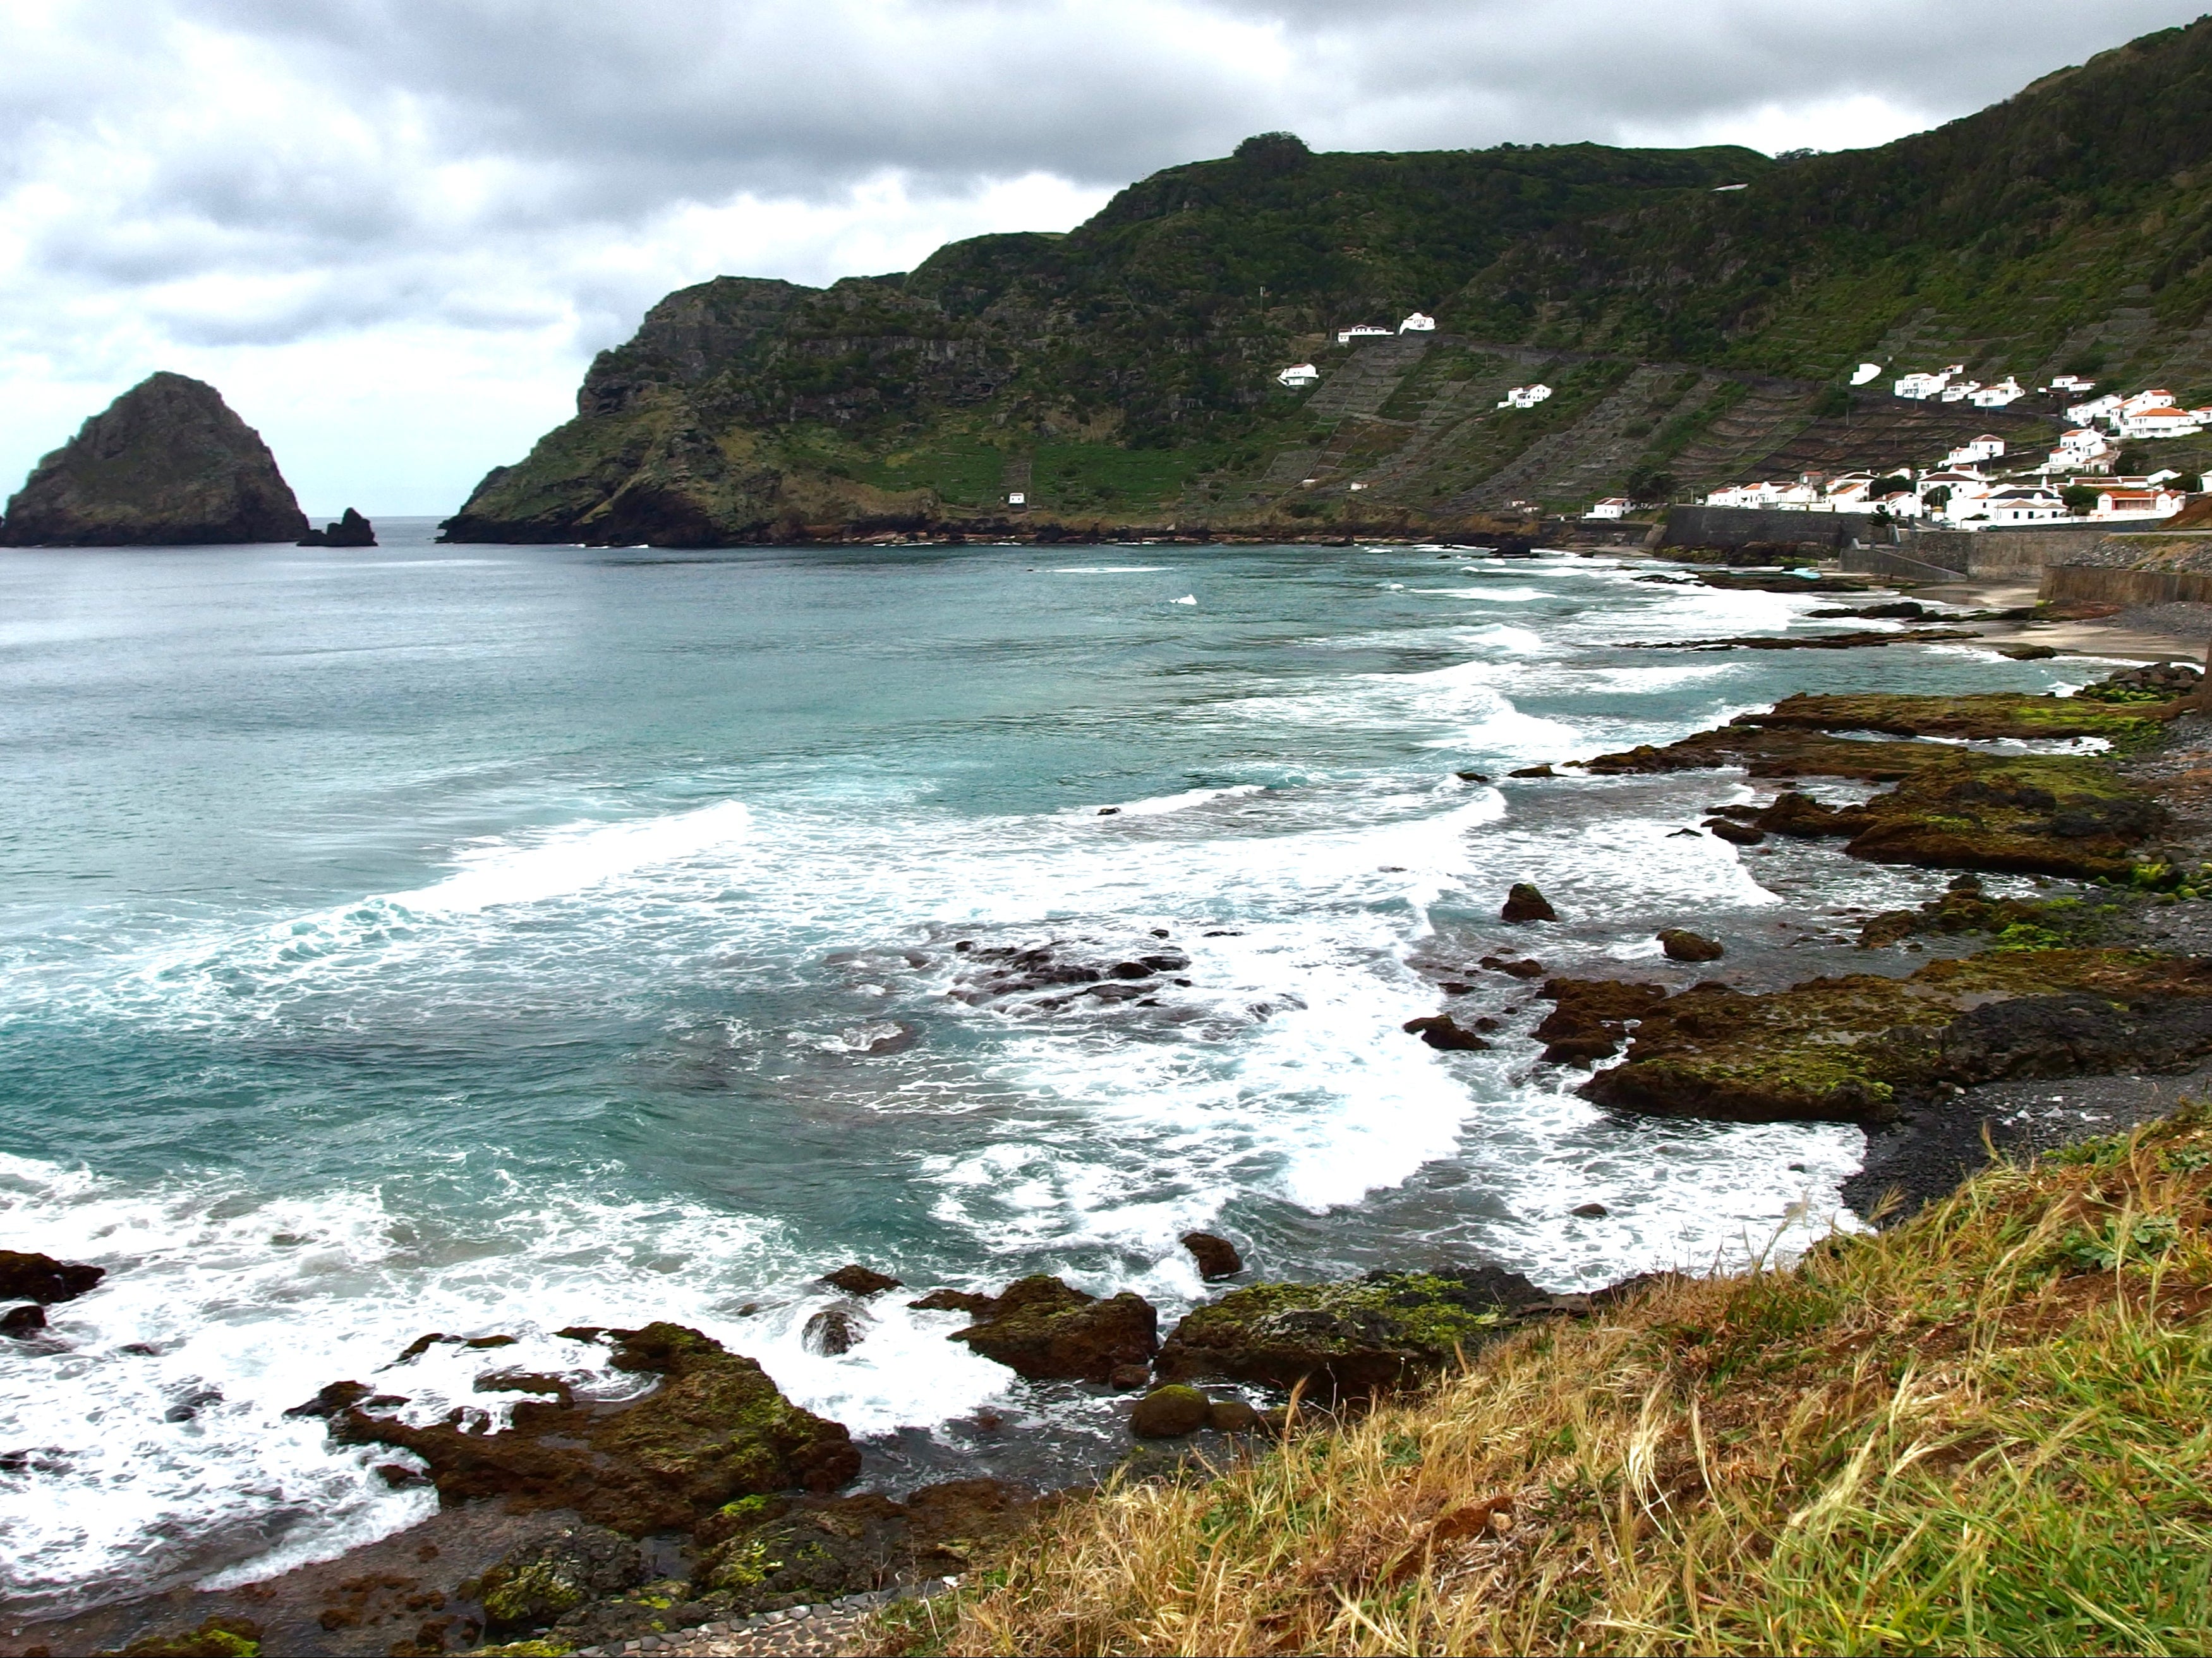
[0, 373, 309, 547]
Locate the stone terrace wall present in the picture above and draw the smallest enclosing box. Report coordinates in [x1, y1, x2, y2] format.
[1657, 505, 1878, 554]
[2040, 533, 2212, 606]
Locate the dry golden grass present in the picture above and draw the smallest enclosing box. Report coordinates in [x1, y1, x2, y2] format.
[917, 1108, 2212, 1656]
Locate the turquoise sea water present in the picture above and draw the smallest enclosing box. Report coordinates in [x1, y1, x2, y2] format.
[0, 523, 2105, 1616]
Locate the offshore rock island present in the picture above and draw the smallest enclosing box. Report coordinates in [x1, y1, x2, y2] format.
[449, 20, 2212, 548]
[0, 372, 308, 548]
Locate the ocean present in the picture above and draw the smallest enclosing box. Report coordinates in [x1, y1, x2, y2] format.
[0, 522, 2104, 1618]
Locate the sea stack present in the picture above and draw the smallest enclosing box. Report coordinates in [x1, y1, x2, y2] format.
[0, 372, 310, 547]
[298, 508, 377, 547]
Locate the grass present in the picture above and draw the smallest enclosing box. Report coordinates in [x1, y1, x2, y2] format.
[921, 1104, 2212, 1655]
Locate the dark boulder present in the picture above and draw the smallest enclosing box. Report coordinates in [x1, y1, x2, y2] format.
[944, 1276, 1159, 1383]
[1180, 1231, 1243, 1280]
[1206, 1397, 1262, 1433]
[1403, 1014, 1493, 1051]
[1501, 883, 1557, 923]
[327, 1322, 858, 1534]
[1706, 818, 1766, 845]
[0, 1250, 104, 1304]
[802, 1305, 866, 1355]
[819, 1263, 901, 1297]
[0, 372, 309, 546]
[1, 1305, 45, 1336]
[297, 507, 377, 547]
[1658, 928, 1725, 962]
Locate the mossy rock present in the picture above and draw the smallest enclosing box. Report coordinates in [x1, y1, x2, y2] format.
[943, 1275, 1159, 1382]
[1154, 1268, 1549, 1398]
[478, 1527, 644, 1632]
[1578, 948, 2212, 1122]
[330, 1322, 860, 1535]
[110, 1618, 261, 1657]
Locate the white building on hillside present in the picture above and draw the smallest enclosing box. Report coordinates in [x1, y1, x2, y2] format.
[2117, 402, 2203, 439]
[1852, 363, 1883, 385]
[1336, 324, 1393, 344]
[2068, 392, 2124, 425]
[1894, 366, 1963, 399]
[1983, 487, 2068, 526]
[2094, 486, 2189, 521]
[1971, 377, 2026, 407]
[1940, 380, 1983, 403]
[1277, 363, 1320, 387]
[1945, 435, 2006, 466]
[1497, 384, 1553, 409]
[1398, 312, 1436, 333]
[1703, 481, 1782, 508]
[1586, 498, 1631, 519]
[2048, 373, 2096, 394]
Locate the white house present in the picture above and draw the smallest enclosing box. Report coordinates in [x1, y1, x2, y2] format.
[2067, 392, 2124, 425]
[2123, 388, 2179, 415]
[1984, 488, 2068, 526]
[1336, 324, 1393, 344]
[1971, 377, 2026, 408]
[1007, 492, 1026, 506]
[1873, 490, 1924, 519]
[2094, 487, 2189, 522]
[2117, 402, 2202, 440]
[1893, 365, 1964, 400]
[1277, 363, 1320, 387]
[1945, 435, 2006, 466]
[1940, 380, 1983, 403]
[1497, 384, 1554, 409]
[2048, 373, 2096, 394]
[1398, 312, 1436, 333]
[1851, 363, 1883, 385]
[1703, 481, 1782, 508]
[1586, 498, 1631, 519]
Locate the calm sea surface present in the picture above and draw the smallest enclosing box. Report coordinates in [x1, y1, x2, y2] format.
[0, 521, 2102, 1615]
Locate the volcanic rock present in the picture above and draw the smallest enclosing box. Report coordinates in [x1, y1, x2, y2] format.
[1403, 1014, 1493, 1051]
[0, 1250, 105, 1304]
[802, 1305, 867, 1355]
[1501, 882, 1557, 923]
[1657, 928, 1725, 962]
[819, 1263, 902, 1297]
[0, 373, 309, 546]
[478, 1525, 647, 1632]
[1128, 1384, 1211, 1437]
[1181, 1231, 1243, 1280]
[943, 1275, 1159, 1383]
[327, 1321, 859, 1534]
[1, 1305, 46, 1336]
[1154, 1266, 1553, 1400]
[1206, 1397, 1262, 1433]
[297, 507, 377, 547]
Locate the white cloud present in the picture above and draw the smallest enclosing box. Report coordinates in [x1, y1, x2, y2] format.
[0, 0, 2197, 514]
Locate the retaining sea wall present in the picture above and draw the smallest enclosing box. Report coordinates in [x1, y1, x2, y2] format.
[1657, 505, 1877, 553]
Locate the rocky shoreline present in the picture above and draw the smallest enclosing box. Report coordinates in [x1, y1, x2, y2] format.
[13, 574, 2212, 1658]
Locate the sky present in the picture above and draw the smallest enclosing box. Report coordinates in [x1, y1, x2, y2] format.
[0, 1, 2200, 516]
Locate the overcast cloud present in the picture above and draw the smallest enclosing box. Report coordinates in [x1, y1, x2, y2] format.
[0, 0, 2197, 514]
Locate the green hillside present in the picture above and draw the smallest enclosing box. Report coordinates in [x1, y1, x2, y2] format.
[445, 18, 2212, 545]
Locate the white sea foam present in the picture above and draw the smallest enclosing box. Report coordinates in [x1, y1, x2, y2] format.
[1094, 784, 1267, 817]
[1049, 566, 1169, 574]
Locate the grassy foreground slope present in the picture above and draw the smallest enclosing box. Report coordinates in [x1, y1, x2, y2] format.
[934, 1108, 2212, 1656]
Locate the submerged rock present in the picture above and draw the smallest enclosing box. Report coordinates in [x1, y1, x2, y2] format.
[1180, 1231, 1243, 1280]
[802, 1305, 867, 1355]
[0, 1250, 104, 1305]
[941, 1275, 1159, 1383]
[0, 372, 308, 547]
[1, 1305, 46, 1336]
[327, 1321, 859, 1534]
[296, 507, 377, 547]
[1154, 1266, 1554, 1399]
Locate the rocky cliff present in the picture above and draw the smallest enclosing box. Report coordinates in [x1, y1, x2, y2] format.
[0, 373, 309, 547]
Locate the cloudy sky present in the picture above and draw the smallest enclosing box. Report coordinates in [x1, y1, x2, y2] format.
[0, 1, 2197, 516]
